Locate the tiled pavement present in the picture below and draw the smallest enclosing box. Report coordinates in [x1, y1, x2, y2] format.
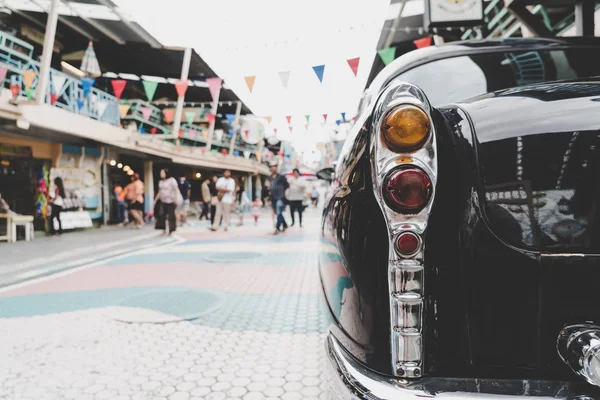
[0, 208, 333, 400]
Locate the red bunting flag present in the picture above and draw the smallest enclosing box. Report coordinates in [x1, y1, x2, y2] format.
[50, 93, 58, 105]
[10, 84, 19, 99]
[414, 36, 432, 49]
[178, 129, 183, 139]
[206, 113, 216, 123]
[244, 129, 249, 137]
[111, 80, 127, 100]
[151, 127, 157, 135]
[244, 76, 256, 93]
[222, 149, 228, 156]
[163, 109, 175, 124]
[286, 116, 292, 124]
[174, 80, 189, 97]
[273, 128, 277, 134]
[323, 114, 328, 122]
[347, 57, 360, 77]
[289, 127, 294, 133]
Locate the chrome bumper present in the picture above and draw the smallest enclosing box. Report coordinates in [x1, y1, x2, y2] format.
[324, 333, 599, 399]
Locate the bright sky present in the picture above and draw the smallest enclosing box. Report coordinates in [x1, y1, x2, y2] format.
[114, 0, 390, 150]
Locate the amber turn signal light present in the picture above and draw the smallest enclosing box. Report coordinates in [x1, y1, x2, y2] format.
[381, 105, 430, 152]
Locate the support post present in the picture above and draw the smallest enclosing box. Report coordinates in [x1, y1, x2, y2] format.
[575, 0, 595, 36]
[36, 0, 60, 105]
[229, 101, 243, 156]
[206, 88, 222, 153]
[507, 1, 553, 37]
[144, 161, 154, 214]
[172, 47, 193, 142]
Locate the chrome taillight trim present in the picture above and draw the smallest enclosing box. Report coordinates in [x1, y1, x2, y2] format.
[370, 81, 438, 378]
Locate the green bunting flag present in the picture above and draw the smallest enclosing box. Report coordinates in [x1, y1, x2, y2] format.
[378, 47, 396, 66]
[142, 80, 159, 102]
[185, 111, 196, 125]
[305, 114, 310, 123]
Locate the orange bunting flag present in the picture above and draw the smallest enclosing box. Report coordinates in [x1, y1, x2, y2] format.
[286, 116, 292, 124]
[347, 57, 360, 76]
[22, 70, 36, 91]
[174, 80, 189, 97]
[119, 104, 130, 119]
[413, 36, 432, 49]
[244, 76, 256, 93]
[163, 109, 175, 124]
[265, 116, 272, 124]
[304, 123, 309, 130]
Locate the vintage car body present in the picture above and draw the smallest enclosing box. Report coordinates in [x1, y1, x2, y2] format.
[320, 38, 600, 399]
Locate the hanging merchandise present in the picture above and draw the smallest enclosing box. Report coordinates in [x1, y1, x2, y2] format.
[174, 80, 189, 97]
[111, 80, 127, 99]
[206, 78, 222, 101]
[141, 107, 152, 121]
[347, 57, 360, 76]
[142, 80, 159, 102]
[119, 104, 130, 118]
[378, 47, 396, 66]
[81, 77, 95, 97]
[185, 111, 196, 124]
[163, 109, 175, 124]
[278, 71, 290, 89]
[80, 41, 102, 77]
[244, 76, 256, 93]
[414, 36, 432, 49]
[312, 65, 325, 83]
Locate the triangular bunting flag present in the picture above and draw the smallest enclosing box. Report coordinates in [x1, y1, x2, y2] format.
[273, 128, 277, 134]
[265, 116, 272, 124]
[414, 36, 432, 49]
[378, 47, 396, 66]
[206, 113, 216, 124]
[81, 77, 95, 98]
[289, 127, 294, 133]
[9, 84, 19, 99]
[163, 109, 175, 124]
[244, 129, 249, 137]
[141, 107, 152, 121]
[202, 130, 208, 138]
[23, 70, 36, 91]
[278, 71, 290, 89]
[206, 78, 222, 101]
[341, 112, 346, 121]
[174, 80, 188, 97]
[0, 66, 7, 87]
[323, 114, 328, 122]
[286, 116, 292, 124]
[50, 93, 58, 105]
[244, 76, 256, 93]
[52, 73, 67, 96]
[225, 114, 235, 127]
[304, 123, 309, 130]
[76, 99, 84, 110]
[111, 80, 127, 100]
[185, 111, 196, 125]
[243, 150, 250, 159]
[189, 129, 196, 139]
[142, 80, 159, 102]
[305, 114, 310, 123]
[347, 57, 360, 76]
[26, 88, 35, 100]
[119, 104, 130, 118]
[312, 65, 325, 83]
[96, 100, 108, 117]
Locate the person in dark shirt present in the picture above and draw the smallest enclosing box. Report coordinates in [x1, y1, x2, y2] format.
[178, 174, 192, 226]
[269, 162, 289, 234]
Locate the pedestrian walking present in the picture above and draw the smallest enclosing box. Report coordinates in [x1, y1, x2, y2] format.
[113, 185, 127, 225]
[209, 175, 218, 225]
[269, 163, 289, 235]
[199, 178, 211, 221]
[236, 188, 251, 226]
[177, 173, 191, 227]
[287, 168, 305, 227]
[251, 199, 261, 225]
[49, 177, 65, 236]
[311, 185, 319, 207]
[210, 170, 235, 231]
[154, 168, 178, 235]
[128, 173, 145, 228]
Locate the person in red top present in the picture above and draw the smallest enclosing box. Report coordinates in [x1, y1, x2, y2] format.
[124, 173, 144, 228]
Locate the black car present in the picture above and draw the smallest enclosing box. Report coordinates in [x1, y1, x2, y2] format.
[319, 38, 600, 399]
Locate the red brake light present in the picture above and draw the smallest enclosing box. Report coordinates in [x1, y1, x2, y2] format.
[383, 167, 432, 213]
[396, 232, 420, 256]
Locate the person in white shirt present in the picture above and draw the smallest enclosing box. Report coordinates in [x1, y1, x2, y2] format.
[210, 169, 236, 231]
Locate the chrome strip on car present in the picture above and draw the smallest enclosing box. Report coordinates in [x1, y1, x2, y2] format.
[324, 333, 598, 399]
[370, 82, 438, 378]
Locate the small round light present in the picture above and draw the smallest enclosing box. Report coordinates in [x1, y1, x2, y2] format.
[383, 167, 432, 213]
[381, 105, 430, 152]
[117, 163, 123, 169]
[127, 170, 134, 176]
[109, 160, 116, 166]
[195, 172, 201, 178]
[396, 232, 420, 256]
[123, 165, 131, 172]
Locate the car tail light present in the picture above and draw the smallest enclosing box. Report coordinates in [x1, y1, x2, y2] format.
[381, 105, 430, 152]
[396, 232, 420, 256]
[383, 167, 432, 213]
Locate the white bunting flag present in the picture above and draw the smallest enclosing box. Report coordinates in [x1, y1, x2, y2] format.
[278, 71, 290, 89]
[52, 73, 67, 95]
[96, 100, 109, 117]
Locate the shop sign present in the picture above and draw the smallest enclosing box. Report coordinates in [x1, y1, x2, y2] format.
[0, 144, 33, 158]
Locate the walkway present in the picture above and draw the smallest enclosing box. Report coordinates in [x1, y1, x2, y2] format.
[0, 207, 331, 400]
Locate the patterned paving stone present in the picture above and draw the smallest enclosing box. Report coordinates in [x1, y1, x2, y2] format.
[0, 212, 331, 399]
